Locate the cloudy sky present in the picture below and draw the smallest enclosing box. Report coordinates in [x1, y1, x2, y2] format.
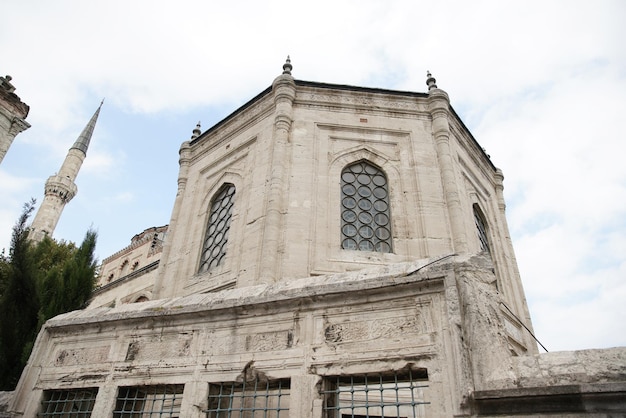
[1, 0, 624, 352]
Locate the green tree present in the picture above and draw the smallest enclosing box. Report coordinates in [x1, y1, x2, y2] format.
[0, 201, 98, 390]
[0, 199, 39, 390]
[37, 230, 98, 327]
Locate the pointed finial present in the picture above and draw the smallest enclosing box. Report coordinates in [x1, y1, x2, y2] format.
[191, 121, 201, 140]
[100, 98, 105, 106]
[426, 71, 437, 90]
[282, 55, 292, 75]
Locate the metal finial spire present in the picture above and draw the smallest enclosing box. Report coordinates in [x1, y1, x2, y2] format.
[191, 121, 201, 139]
[100, 98, 105, 106]
[426, 71, 437, 90]
[282, 55, 292, 75]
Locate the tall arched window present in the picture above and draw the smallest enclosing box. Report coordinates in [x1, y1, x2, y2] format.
[199, 184, 236, 273]
[341, 161, 392, 252]
[473, 204, 490, 253]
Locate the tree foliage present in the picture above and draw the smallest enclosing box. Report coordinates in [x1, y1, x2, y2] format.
[0, 199, 39, 390]
[0, 200, 98, 390]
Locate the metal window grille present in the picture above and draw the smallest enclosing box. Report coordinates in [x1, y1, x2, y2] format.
[39, 388, 98, 417]
[341, 161, 392, 253]
[322, 371, 428, 418]
[204, 378, 290, 417]
[113, 384, 184, 417]
[473, 205, 490, 253]
[199, 184, 236, 273]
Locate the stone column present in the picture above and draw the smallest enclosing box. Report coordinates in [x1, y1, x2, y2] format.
[427, 75, 468, 254]
[259, 59, 296, 283]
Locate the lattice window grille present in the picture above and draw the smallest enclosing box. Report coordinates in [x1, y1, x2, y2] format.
[113, 385, 184, 417]
[199, 184, 236, 273]
[39, 388, 98, 417]
[322, 371, 428, 418]
[205, 378, 290, 417]
[473, 205, 490, 253]
[341, 161, 392, 253]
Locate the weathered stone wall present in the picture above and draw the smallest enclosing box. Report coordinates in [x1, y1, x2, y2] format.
[153, 80, 532, 353]
[12, 255, 512, 417]
[0, 75, 30, 165]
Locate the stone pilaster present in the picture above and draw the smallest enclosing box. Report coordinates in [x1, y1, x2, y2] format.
[427, 80, 468, 254]
[154, 140, 191, 298]
[259, 59, 296, 283]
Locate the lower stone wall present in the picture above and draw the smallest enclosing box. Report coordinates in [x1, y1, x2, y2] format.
[10, 257, 470, 417]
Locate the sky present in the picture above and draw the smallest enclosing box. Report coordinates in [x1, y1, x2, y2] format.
[1, 0, 624, 352]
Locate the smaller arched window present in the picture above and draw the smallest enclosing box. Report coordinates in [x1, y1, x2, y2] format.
[473, 204, 490, 253]
[199, 184, 236, 273]
[133, 295, 149, 303]
[119, 259, 130, 277]
[340, 161, 392, 253]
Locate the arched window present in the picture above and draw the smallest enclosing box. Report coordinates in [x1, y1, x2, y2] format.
[473, 204, 490, 253]
[119, 259, 130, 277]
[341, 161, 392, 252]
[199, 183, 236, 273]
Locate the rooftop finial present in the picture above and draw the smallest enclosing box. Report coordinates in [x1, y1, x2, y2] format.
[426, 71, 437, 91]
[282, 55, 292, 75]
[100, 98, 105, 106]
[191, 121, 201, 140]
[1, 75, 16, 93]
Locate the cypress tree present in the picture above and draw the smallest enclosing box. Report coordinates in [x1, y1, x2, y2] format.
[0, 199, 39, 390]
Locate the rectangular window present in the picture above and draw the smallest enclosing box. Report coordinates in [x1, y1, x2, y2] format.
[322, 370, 428, 418]
[205, 378, 290, 417]
[113, 384, 184, 417]
[39, 388, 98, 417]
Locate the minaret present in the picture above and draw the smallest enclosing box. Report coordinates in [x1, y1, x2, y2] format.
[30, 101, 103, 242]
[0, 75, 31, 165]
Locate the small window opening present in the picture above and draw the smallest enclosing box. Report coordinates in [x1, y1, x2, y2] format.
[113, 384, 184, 417]
[205, 377, 290, 417]
[39, 388, 98, 417]
[322, 370, 428, 418]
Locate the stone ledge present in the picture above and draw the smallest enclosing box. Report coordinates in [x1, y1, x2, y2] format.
[46, 254, 463, 330]
[473, 382, 626, 415]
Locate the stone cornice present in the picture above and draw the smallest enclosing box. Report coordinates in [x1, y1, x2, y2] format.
[0, 87, 29, 119]
[294, 84, 430, 119]
[47, 254, 469, 330]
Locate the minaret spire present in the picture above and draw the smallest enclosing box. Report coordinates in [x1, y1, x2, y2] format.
[30, 102, 103, 242]
[71, 99, 103, 154]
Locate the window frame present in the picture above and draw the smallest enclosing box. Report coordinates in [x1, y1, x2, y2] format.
[113, 384, 184, 417]
[199, 183, 236, 273]
[473, 204, 490, 253]
[38, 387, 98, 417]
[205, 377, 291, 417]
[340, 160, 393, 253]
[321, 370, 428, 418]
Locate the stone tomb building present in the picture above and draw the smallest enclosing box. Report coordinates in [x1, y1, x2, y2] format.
[90, 225, 167, 308]
[7, 61, 626, 416]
